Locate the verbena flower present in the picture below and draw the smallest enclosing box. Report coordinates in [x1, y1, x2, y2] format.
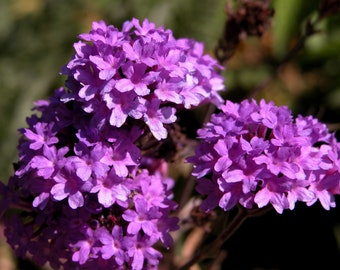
[61, 18, 225, 140]
[187, 99, 340, 214]
[0, 84, 180, 269]
[3, 165, 178, 269]
[0, 17, 226, 269]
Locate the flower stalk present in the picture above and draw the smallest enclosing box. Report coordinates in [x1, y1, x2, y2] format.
[177, 205, 272, 270]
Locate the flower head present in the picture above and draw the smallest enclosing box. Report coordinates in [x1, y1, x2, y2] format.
[0, 18, 218, 270]
[62, 18, 225, 140]
[188, 99, 340, 213]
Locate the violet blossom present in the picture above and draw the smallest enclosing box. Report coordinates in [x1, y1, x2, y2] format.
[188, 99, 340, 214]
[1, 13, 340, 270]
[61, 17, 225, 140]
[0, 17, 231, 269]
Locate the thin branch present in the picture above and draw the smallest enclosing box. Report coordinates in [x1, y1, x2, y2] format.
[177, 205, 272, 270]
[248, 16, 321, 98]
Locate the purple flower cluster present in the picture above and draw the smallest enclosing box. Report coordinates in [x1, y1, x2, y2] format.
[2, 87, 178, 270]
[62, 18, 224, 140]
[0, 18, 225, 270]
[188, 99, 340, 214]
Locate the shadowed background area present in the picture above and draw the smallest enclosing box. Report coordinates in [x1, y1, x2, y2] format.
[1, 0, 340, 269]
